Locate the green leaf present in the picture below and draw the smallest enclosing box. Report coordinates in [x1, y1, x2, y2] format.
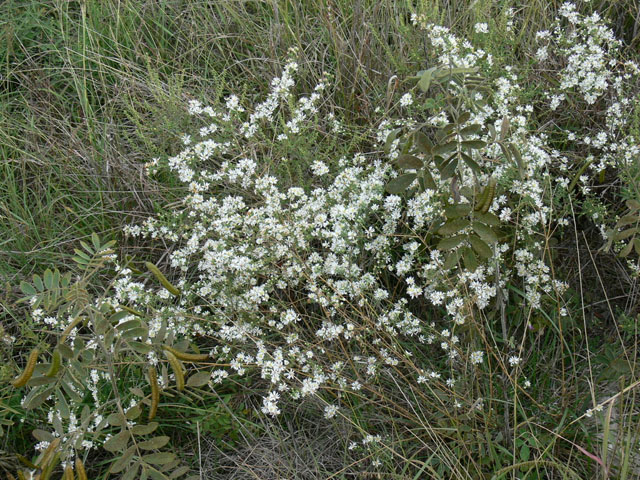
[424, 98, 437, 109]
[439, 157, 458, 180]
[91, 232, 101, 250]
[500, 116, 510, 141]
[384, 128, 401, 154]
[107, 413, 126, 427]
[110, 311, 132, 324]
[619, 240, 634, 257]
[162, 458, 182, 473]
[125, 405, 142, 420]
[52, 412, 64, 436]
[401, 135, 413, 155]
[26, 374, 57, 387]
[56, 390, 70, 419]
[110, 445, 136, 473]
[469, 235, 493, 258]
[436, 123, 456, 140]
[461, 140, 486, 150]
[59, 381, 82, 407]
[104, 431, 131, 452]
[413, 131, 432, 154]
[488, 124, 497, 142]
[437, 219, 470, 236]
[617, 214, 640, 227]
[169, 466, 191, 479]
[520, 444, 530, 462]
[23, 386, 55, 410]
[149, 470, 172, 480]
[121, 327, 149, 340]
[395, 154, 423, 169]
[463, 247, 478, 272]
[456, 112, 471, 125]
[143, 452, 176, 465]
[472, 222, 498, 244]
[444, 204, 472, 219]
[498, 141, 512, 163]
[437, 234, 467, 251]
[20, 281, 37, 296]
[122, 461, 140, 480]
[138, 436, 171, 450]
[73, 249, 91, 261]
[474, 212, 500, 226]
[460, 124, 482, 136]
[187, 371, 212, 388]
[418, 67, 436, 92]
[611, 358, 631, 374]
[443, 249, 463, 270]
[420, 169, 437, 190]
[33, 274, 44, 292]
[80, 240, 94, 255]
[385, 173, 416, 194]
[58, 342, 73, 358]
[130, 341, 153, 354]
[613, 228, 637, 241]
[435, 66, 479, 77]
[460, 152, 481, 174]
[116, 319, 142, 331]
[32, 429, 55, 443]
[132, 422, 159, 436]
[626, 199, 640, 211]
[509, 143, 523, 172]
[44, 269, 54, 289]
[433, 141, 457, 156]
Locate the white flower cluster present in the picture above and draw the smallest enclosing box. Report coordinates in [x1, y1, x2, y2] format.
[24, 8, 640, 462]
[118, 18, 590, 426]
[538, 5, 619, 105]
[533, 2, 640, 247]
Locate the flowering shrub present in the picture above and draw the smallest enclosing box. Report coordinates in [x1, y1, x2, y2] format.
[7, 4, 640, 478]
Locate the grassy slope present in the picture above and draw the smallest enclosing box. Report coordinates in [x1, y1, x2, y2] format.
[1, 0, 639, 477]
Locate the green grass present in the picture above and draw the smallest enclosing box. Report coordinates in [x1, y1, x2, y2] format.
[0, 0, 440, 284]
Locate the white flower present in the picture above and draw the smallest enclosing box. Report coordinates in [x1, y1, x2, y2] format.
[323, 404, 339, 419]
[399, 92, 413, 107]
[310, 160, 330, 176]
[225, 94, 244, 112]
[474, 23, 489, 34]
[549, 94, 564, 110]
[470, 351, 484, 365]
[536, 46, 549, 62]
[261, 391, 281, 416]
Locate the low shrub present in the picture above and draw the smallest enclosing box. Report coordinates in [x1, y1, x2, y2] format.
[4, 4, 640, 479]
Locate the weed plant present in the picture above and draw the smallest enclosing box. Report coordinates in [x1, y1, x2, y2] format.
[1, 1, 640, 479]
